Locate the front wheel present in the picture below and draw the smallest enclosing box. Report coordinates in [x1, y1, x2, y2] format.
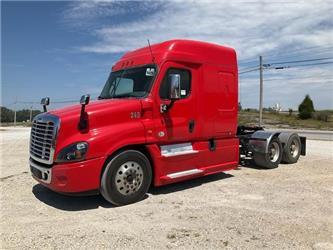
[253, 137, 282, 169]
[100, 150, 152, 206]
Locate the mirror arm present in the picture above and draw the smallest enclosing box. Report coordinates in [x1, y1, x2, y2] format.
[78, 104, 87, 130]
[160, 100, 176, 113]
[43, 105, 47, 113]
[78, 94, 90, 130]
[168, 100, 176, 110]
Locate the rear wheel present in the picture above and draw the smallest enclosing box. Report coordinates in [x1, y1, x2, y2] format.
[100, 150, 152, 206]
[282, 134, 301, 164]
[253, 137, 282, 169]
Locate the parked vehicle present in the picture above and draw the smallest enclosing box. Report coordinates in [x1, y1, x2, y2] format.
[29, 40, 306, 205]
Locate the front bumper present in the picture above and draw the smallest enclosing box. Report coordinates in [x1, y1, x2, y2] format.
[30, 157, 105, 193]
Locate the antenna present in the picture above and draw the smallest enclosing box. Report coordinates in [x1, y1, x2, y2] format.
[147, 39, 155, 63]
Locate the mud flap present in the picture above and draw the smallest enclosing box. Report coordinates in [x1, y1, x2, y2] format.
[300, 136, 306, 156]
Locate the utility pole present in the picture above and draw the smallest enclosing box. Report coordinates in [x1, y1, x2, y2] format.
[259, 56, 263, 127]
[30, 104, 33, 123]
[14, 97, 17, 127]
[14, 110, 17, 127]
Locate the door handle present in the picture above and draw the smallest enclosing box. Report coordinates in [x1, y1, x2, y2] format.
[189, 120, 195, 133]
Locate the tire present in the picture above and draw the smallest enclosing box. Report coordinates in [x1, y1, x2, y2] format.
[282, 134, 301, 164]
[253, 137, 282, 169]
[100, 150, 152, 206]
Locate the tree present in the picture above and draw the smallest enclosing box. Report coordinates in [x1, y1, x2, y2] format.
[298, 95, 315, 119]
[288, 108, 293, 116]
[0, 107, 14, 122]
[0, 106, 41, 123]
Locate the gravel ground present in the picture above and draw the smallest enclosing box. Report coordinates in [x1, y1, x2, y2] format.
[0, 127, 332, 249]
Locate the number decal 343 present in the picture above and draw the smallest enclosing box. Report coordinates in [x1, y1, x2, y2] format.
[130, 112, 141, 119]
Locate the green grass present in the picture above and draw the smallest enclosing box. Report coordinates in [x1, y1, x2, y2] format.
[238, 111, 333, 130]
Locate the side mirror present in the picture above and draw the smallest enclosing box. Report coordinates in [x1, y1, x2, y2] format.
[41, 97, 50, 106]
[40, 97, 50, 112]
[78, 94, 90, 130]
[80, 94, 90, 105]
[168, 74, 181, 100]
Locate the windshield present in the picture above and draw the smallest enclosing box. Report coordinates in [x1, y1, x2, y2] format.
[99, 65, 156, 99]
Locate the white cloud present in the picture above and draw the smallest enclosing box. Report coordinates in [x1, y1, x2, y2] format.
[65, 1, 332, 57]
[63, 0, 333, 109]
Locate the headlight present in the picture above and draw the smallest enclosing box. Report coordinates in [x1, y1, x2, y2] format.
[56, 142, 88, 163]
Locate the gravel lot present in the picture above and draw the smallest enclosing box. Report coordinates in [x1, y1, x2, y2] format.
[1, 127, 332, 249]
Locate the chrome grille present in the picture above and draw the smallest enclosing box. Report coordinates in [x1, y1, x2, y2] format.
[30, 114, 59, 164]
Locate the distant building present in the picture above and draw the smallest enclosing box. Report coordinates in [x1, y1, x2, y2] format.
[273, 103, 282, 112]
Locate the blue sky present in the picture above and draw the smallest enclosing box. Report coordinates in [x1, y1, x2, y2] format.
[2, 1, 122, 109]
[1, 0, 333, 110]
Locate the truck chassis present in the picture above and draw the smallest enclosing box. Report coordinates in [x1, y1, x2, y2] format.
[237, 126, 306, 169]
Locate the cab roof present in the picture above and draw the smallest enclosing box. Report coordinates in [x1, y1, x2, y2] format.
[112, 39, 237, 71]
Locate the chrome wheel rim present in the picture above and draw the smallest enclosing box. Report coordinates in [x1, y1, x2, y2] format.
[115, 161, 144, 196]
[290, 139, 300, 158]
[269, 142, 280, 163]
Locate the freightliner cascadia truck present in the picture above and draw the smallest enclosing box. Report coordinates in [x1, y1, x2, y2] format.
[29, 40, 306, 206]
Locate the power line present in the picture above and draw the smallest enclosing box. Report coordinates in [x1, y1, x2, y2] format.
[16, 101, 39, 104]
[238, 45, 333, 66]
[239, 51, 333, 70]
[4, 102, 18, 107]
[267, 61, 333, 70]
[238, 54, 333, 75]
[238, 59, 259, 65]
[239, 67, 259, 74]
[52, 97, 82, 101]
[261, 51, 333, 65]
[3, 100, 78, 106]
[51, 100, 77, 104]
[264, 74, 333, 82]
[238, 65, 259, 72]
[269, 57, 333, 65]
[5, 96, 100, 107]
[260, 45, 333, 60]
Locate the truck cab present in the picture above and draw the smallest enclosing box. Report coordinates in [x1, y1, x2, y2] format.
[29, 40, 304, 205]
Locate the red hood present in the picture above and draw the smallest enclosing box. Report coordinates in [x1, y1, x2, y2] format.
[47, 98, 145, 156]
[48, 98, 143, 137]
[49, 99, 141, 120]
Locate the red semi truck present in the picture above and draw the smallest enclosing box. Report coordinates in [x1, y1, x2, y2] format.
[30, 40, 306, 205]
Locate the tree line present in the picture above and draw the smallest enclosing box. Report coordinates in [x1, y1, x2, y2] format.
[240, 94, 331, 121]
[0, 106, 42, 123]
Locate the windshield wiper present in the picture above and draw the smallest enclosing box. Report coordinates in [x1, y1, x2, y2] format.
[111, 93, 136, 98]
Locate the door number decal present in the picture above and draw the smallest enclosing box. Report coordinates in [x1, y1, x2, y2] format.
[130, 112, 141, 119]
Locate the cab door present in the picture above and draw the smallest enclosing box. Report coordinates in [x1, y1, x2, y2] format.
[154, 62, 197, 143]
